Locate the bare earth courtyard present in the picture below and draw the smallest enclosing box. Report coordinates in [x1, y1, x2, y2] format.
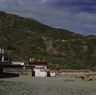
[0, 76, 96, 95]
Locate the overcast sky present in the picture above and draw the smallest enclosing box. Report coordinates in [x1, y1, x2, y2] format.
[0, 0, 96, 35]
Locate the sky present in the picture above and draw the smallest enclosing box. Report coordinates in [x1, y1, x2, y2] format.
[0, 0, 96, 35]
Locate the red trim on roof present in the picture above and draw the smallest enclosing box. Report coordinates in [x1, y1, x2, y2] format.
[29, 61, 47, 65]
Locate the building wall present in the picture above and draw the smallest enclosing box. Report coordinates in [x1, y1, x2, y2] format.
[34, 68, 56, 77]
[35, 65, 47, 69]
[12, 61, 24, 66]
[0, 55, 12, 64]
[34, 69, 47, 77]
[50, 72, 56, 77]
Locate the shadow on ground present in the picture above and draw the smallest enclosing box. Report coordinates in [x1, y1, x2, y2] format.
[0, 72, 19, 78]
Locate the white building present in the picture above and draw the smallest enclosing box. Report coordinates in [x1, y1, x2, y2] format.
[29, 59, 56, 77]
[12, 61, 24, 66]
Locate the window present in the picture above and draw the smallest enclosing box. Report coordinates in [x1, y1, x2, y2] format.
[0, 56, 2, 62]
[4, 57, 10, 62]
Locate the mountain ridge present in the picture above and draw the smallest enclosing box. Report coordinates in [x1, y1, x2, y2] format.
[0, 11, 96, 70]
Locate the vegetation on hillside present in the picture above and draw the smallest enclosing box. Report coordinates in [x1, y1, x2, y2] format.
[0, 11, 96, 70]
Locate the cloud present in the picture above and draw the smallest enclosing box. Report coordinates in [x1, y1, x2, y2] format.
[40, 0, 49, 4]
[0, 0, 96, 35]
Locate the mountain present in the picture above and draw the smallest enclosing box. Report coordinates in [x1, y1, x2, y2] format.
[0, 11, 96, 70]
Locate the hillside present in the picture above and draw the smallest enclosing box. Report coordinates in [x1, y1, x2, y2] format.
[0, 11, 96, 70]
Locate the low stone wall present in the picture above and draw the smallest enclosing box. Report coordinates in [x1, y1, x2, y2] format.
[19, 71, 32, 77]
[59, 72, 90, 77]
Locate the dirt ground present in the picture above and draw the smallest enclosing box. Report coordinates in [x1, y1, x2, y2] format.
[0, 76, 96, 95]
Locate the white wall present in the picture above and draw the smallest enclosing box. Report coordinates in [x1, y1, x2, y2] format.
[12, 61, 24, 65]
[34, 69, 56, 77]
[50, 72, 56, 77]
[34, 69, 47, 77]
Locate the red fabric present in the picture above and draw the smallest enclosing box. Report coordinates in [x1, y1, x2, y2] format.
[29, 61, 47, 65]
[47, 71, 50, 77]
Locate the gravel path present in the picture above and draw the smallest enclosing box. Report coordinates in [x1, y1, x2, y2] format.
[0, 76, 96, 95]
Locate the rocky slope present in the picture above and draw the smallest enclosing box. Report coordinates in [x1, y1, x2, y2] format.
[0, 11, 96, 69]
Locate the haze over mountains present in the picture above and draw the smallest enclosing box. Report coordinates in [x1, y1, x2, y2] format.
[0, 11, 96, 70]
